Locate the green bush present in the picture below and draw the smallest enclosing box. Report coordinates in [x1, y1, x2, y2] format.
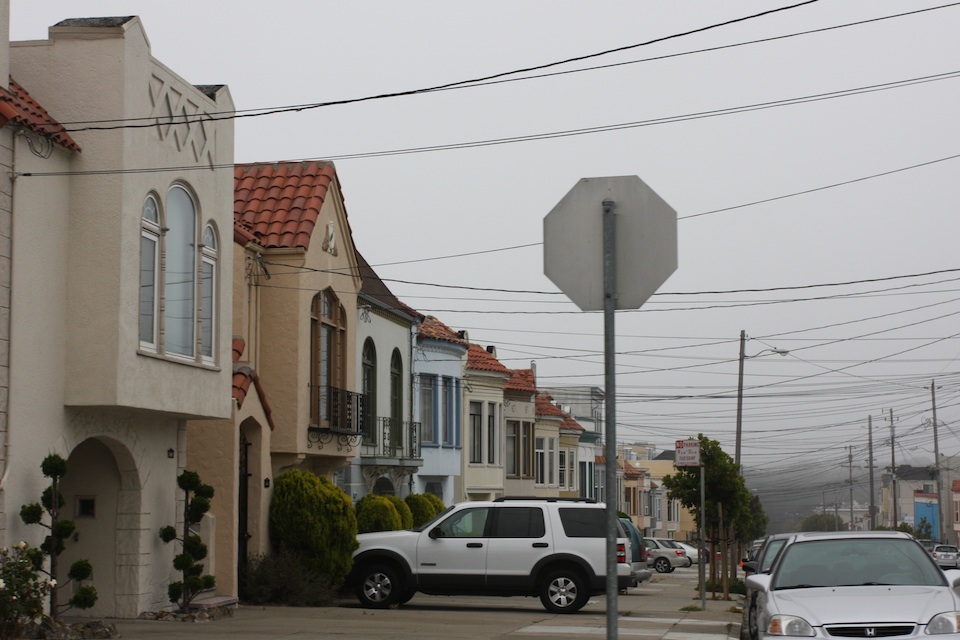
[383, 495, 413, 529]
[268, 469, 358, 587]
[355, 494, 401, 533]
[422, 492, 445, 515]
[241, 551, 338, 607]
[405, 494, 435, 527]
[702, 577, 746, 595]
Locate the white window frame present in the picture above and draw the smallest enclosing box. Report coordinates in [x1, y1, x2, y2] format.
[139, 194, 161, 351]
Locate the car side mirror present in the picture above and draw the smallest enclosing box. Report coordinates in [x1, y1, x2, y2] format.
[429, 527, 443, 540]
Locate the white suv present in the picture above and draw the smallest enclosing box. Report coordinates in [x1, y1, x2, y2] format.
[349, 497, 632, 613]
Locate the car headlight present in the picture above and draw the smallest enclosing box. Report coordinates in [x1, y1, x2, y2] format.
[927, 612, 960, 635]
[767, 615, 815, 637]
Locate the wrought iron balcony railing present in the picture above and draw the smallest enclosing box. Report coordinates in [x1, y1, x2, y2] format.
[308, 385, 365, 435]
[360, 417, 421, 460]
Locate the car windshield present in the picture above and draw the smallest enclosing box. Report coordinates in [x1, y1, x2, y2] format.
[772, 538, 946, 589]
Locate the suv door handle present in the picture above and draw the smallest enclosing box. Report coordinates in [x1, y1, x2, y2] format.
[466, 543, 483, 548]
[532, 543, 549, 548]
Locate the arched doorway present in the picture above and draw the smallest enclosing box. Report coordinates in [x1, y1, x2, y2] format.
[373, 476, 396, 496]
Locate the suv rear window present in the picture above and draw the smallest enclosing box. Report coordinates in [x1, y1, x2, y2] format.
[557, 507, 605, 537]
[492, 507, 546, 538]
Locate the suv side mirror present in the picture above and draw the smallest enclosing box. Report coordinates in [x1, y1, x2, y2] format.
[429, 527, 443, 540]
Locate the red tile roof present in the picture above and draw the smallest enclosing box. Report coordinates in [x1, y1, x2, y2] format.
[356, 250, 417, 322]
[506, 368, 536, 393]
[418, 316, 466, 346]
[560, 415, 584, 432]
[234, 161, 338, 249]
[535, 391, 566, 419]
[466, 343, 511, 375]
[0, 78, 80, 152]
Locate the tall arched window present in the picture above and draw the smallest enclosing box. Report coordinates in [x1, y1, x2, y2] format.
[200, 224, 218, 364]
[139, 194, 161, 349]
[164, 185, 197, 357]
[362, 339, 377, 442]
[310, 288, 346, 425]
[390, 349, 403, 422]
[138, 184, 219, 365]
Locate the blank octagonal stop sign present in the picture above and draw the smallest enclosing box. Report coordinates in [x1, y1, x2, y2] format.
[543, 176, 678, 311]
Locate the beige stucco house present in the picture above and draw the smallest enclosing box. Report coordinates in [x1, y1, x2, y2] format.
[187, 160, 366, 598]
[461, 343, 509, 501]
[3, 12, 235, 616]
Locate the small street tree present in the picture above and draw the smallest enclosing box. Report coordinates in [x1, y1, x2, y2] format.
[159, 471, 215, 612]
[662, 434, 754, 600]
[18, 454, 97, 619]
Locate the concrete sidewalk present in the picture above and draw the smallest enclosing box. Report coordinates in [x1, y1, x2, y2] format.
[70, 566, 742, 639]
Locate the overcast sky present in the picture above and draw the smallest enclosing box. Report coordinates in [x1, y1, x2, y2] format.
[12, 1, 960, 517]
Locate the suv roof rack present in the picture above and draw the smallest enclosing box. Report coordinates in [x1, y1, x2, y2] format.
[493, 496, 598, 503]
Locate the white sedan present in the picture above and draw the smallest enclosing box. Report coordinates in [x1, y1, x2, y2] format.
[745, 530, 960, 639]
[675, 541, 701, 564]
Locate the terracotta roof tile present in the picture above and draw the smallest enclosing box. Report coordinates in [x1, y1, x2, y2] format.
[0, 78, 80, 152]
[418, 316, 466, 346]
[506, 368, 536, 393]
[466, 343, 511, 375]
[234, 161, 338, 249]
[232, 364, 275, 431]
[535, 391, 566, 419]
[560, 415, 584, 432]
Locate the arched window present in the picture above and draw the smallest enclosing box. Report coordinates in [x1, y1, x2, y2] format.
[164, 185, 197, 357]
[138, 184, 219, 365]
[139, 194, 161, 349]
[200, 224, 218, 364]
[361, 339, 377, 442]
[310, 288, 346, 425]
[390, 349, 403, 422]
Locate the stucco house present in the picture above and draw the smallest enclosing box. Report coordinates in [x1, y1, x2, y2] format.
[4, 12, 235, 616]
[343, 251, 420, 500]
[461, 343, 509, 501]
[410, 316, 466, 504]
[188, 160, 367, 598]
[503, 368, 537, 496]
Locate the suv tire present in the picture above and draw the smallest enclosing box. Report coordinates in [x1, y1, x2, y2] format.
[356, 563, 404, 609]
[539, 567, 589, 613]
[654, 557, 672, 573]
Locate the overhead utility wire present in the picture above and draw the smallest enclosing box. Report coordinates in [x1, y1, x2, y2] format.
[21, 73, 960, 179]
[51, 1, 820, 131]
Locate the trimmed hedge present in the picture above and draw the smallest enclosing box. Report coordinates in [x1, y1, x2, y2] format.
[356, 494, 402, 533]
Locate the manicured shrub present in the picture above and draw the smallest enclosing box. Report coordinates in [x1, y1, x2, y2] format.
[404, 494, 435, 528]
[268, 469, 358, 587]
[422, 492, 445, 515]
[383, 494, 413, 529]
[355, 494, 401, 533]
[19, 454, 97, 619]
[158, 471, 215, 611]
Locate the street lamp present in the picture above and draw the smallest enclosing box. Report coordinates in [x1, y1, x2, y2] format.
[734, 330, 789, 470]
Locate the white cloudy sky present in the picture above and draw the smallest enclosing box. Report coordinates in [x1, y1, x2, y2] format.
[13, 1, 960, 516]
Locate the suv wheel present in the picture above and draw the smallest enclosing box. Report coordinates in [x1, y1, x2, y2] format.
[356, 563, 404, 609]
[654, 557, 671, 573]
[539, 567, 588, 614]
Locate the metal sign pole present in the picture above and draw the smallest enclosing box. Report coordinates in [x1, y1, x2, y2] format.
[700, 464, 706, 611]
[602, 198, 618, 640]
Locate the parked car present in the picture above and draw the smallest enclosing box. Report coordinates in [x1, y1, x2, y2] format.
[675, 541, 701, 564]
[740, 533, 794, 640]
[349, 497, 633, 613]
[619, 518, 653, 587]
[932, 544, 960, 569]
[745, 530, 960, 640]
[643, 537, 692, 573]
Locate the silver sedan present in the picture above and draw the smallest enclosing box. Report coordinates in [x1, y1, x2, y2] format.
[745, 530, 960, 639]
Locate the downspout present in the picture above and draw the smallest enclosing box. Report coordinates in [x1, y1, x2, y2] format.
[0, 131, 20, 494]
[408, 322, 417, 496]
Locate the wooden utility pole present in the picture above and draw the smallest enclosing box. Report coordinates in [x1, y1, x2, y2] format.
[868, 416, 876, 530]
[931, 380, 943, 541]
[848, 447, 854, 530]
[890, 409, 898, 528]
